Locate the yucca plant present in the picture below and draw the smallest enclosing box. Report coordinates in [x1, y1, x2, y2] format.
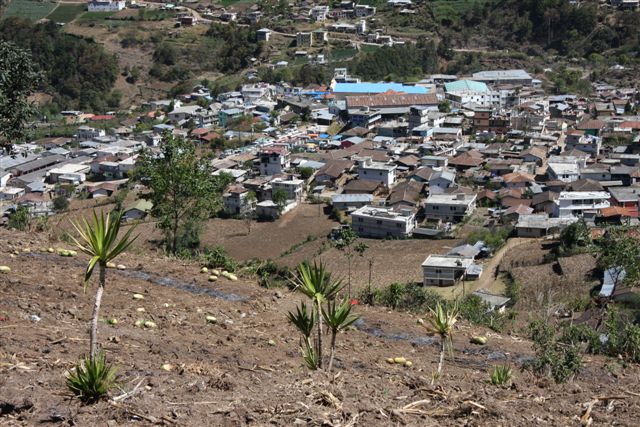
[66, 351, 118, 402]
[490, 365, 513, 386]
[421, 302, 459, 379]
[288, 302, 318, 369]
[322, 299, 359, 371]
[291, 261, 343, 369]
[71, 210, 138, 361]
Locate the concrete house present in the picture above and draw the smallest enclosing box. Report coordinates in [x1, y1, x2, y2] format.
[554, 191, 611, 218]
[351, 205, 416, 238]
[421, 254, 474, 286]
[428, 169, 456, 194]
[356, 157, 396, 187]
[424, 193, 477, 222]
[271, 178, 305, 201]
[259, 146, 290, 176]
[331, 194, 373, 210]
[223, 185, 255, 216]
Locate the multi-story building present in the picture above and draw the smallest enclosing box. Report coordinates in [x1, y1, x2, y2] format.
[554, 191, 611, 218]
[259, 146, 290, 176]
[271, 178, 304, 201]
[421, 255, 474, 286]
[356, 157, 397, 186]
[296, 32, 313, 47]
[351, 205, 416, 238]
[424, 193, 477, 222]
[77, 126, 106, 141]
[223, 186, 255, 216]
[310, 5, 329, 21]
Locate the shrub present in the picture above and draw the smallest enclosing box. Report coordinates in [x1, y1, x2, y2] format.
[467, 226, 512, 251]
[53, 195, 70, 212]
[490, 365, 513, 386]
[66, 352, 118, 402]
[202, 246, 237, 272]
[528, 320, 582, 383]
[380, 282, 406, 309]
[8, 206, 30, 230]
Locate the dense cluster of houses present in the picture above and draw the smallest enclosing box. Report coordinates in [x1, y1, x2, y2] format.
[1, 64, 639, 288]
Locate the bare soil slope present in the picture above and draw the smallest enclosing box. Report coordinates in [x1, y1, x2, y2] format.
[1, 229, 639, 426]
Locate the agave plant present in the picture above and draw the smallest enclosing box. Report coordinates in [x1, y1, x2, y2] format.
[421, 302, 459, 379]
[66, 351, 118, 402]
[71, 210, 138, 361]
[288, 302, 318, 369]
[322, 299, 359, 372]
[490, 365, 513, 386]
[291, 261, 343, 369]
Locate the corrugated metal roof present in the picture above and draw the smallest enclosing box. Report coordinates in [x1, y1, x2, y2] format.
[444, 80, 489, 93]
[333, 82, 428, 94]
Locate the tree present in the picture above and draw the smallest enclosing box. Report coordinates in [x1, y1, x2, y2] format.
[134, 134, 233, 253]
[0, 40, 41, 153]
[297, 166, 315, 181]
[420, 303, 459, 381]
[438, 100, 451, 113]
[335, 225, 367, 299]
[291, 261, 343, 370]
[272, 188, 288, 213]
[559, 218, 591, 254]
[597, 229, 640, 288]
[71, 210, 138, 362]
[243, 191, 257, 235]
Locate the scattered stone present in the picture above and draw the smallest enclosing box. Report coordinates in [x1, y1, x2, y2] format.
[133, 293, 145, 300]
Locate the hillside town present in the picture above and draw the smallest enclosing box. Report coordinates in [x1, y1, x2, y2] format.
[1, 66, 639, 291]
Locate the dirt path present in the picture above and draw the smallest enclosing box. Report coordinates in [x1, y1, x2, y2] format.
[469, 238, 536, 294]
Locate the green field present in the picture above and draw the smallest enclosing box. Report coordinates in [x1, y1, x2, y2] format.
[76, 10, 115, 23]
[46, 3, 85, 23]
[330, 48, 358, 61]
[431, 0, 487, 19]
[2, 0, 57, 20]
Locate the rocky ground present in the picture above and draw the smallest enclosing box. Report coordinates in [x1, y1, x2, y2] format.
[1, 228, 639, 426]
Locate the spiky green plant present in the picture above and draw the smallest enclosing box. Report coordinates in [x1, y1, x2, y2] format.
[291, 261, 343, 369]
[71, 210, 138, 361]
[66, 351, 118, 402]
[322, 299, 359, 371]
[288, 302, 318, 369]
[422, 302, 459, 379]
[490, 365, 513, 386]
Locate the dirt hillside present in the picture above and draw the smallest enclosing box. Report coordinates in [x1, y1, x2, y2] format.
[1, 229, 639, 426]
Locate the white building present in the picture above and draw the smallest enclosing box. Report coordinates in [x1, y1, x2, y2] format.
[310, 5, 329, 21]
[87, 0, 125, 12]
[351, 205, 416, 238]
[421, 254, 474, 286]
[223, 186, 255, 216]
[77, 126, 106, 141]
[554, 191, 611, 218]
[424, 193, 477, 222]
[259, 146, 290, 176]
[547, 155, 586, 183]
[357, 157, 396, 187]
[271, 178, 304, 201]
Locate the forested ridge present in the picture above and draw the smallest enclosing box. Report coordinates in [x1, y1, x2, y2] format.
[0, 17, 119, 112]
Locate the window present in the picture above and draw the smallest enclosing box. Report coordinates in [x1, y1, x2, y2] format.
[376, 220, 382, 225]
[396, 223, 401, 228]
[358, 217, 363, 222]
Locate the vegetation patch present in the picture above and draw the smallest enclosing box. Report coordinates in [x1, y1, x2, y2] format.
[2, 0, 56, 21]
[46, 3, 85, 23]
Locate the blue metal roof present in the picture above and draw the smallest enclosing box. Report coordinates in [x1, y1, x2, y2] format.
[333, 82, 428, 94]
